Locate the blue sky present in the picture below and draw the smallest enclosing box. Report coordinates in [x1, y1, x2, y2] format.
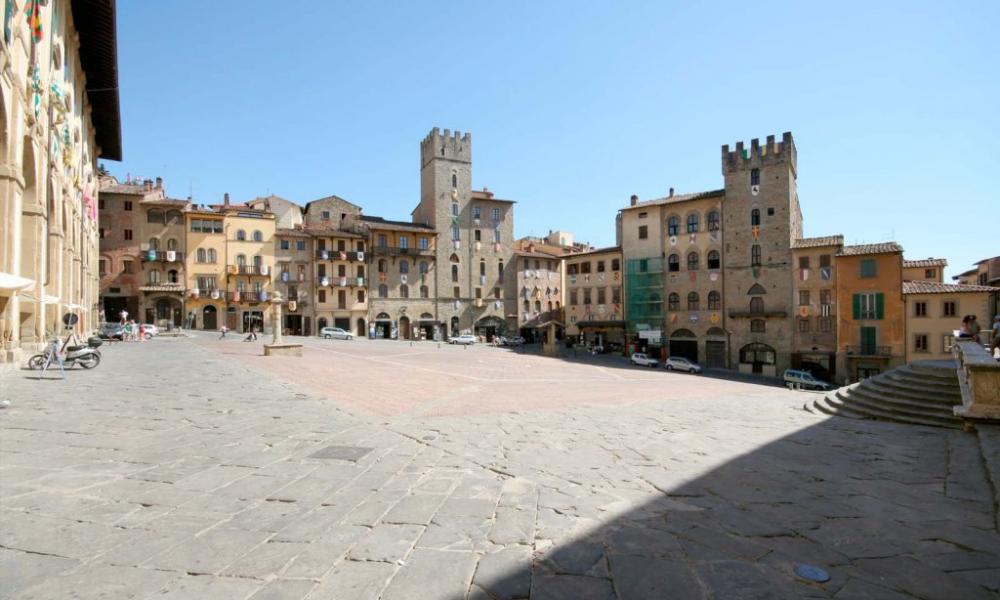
[109, 1, 997, 278]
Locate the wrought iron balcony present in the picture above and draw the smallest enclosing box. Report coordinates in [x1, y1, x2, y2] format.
[141, 250, 184, 262]
[728, 309, 789, 319]
[227, 290, 268, 302]
[371, 246, 434, 257]
[232, 265, 269, 276]
[315, 250, 366, 261]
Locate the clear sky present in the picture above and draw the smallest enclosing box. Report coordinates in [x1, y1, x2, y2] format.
[109, 1, 997, 279]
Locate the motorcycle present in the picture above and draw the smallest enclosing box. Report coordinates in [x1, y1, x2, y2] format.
[28, 336, 103, 370]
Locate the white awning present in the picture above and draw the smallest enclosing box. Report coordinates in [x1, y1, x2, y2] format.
[0, 272, 35, 291]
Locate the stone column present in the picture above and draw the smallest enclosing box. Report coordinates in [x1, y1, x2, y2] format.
[271, 291, 283, 345]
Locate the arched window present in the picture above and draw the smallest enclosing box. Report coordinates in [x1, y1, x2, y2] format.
[236, 254, 246, 266]
[419, 261, 429, 274]
[451, 264, 459, 282]
[667, 215, 679, 236]
[751, 209, 760, 227]
[750, 297, 764, 314]
[687, 251, 699, 271]
[687, 292, 699, 310]
[750, 168, 760, 186]
[708, 291, 721, 310]
[147, 209, 164, 224]
[479, 259, 486, 276]
[252, 230, 263, 242]
[707, 211, 720, 231]
[236, 229, 246, 241]
[452, 173, 458, 188]
[747, 283, 767, 295]
[523, 299, 530, 312]
[449, 253, 460, 263]
[399, 260, 409, 274]
[708, 250, 721, 269]
[400, 284, 409, 298]
[166, 210, 182, 224]
[420, 285, 429, 298]
[535, 300, 542, 312]
[148, 238, 159, 251]
[149, 269, 161, 284]
[686, 213, 699, 233]
[740, 342, 775, 365]
[166, 238, 178, 250]
[253, 255, 262, 268]
[668, 293, 680, 311]
[668, 253, 680, 272]
[378, 284, 388, 298]
[498, 260, 504, 279]
[208, 248, 217, 263]
[751, 244, 761, 266]
[197, 248, 206, 263]
[378, 259, 387, 273]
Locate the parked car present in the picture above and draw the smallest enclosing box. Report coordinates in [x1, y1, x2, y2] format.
[97, 322, 124, 341]
[664, 356, 702, 373]
[629, 352, 659, 367]
[320, 327, 353, 340]
[500, 336, 524, 346]
[449, 334, 477, 345]
[142, 323, 159, 338]
[783, 369, 831, 391]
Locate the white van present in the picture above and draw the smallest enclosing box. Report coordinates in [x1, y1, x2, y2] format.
[783, 369, 831, 391]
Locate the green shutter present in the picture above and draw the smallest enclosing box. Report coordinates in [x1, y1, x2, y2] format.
[852, 294, 861, 319]
[875, 293, 884, 320]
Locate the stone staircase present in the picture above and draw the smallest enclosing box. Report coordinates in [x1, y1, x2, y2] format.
[809, 360, 964, 429]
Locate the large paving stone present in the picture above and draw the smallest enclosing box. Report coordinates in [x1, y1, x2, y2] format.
[471, 545, 533, 600]
[608, 554, 703, 600]
[380, 548, 478, 600]
[305, 560, 397, 600]
[348, 523, 424, 563]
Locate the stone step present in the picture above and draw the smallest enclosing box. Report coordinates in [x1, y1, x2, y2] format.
[820, 390, 962, 429]
[861, 378, 961, 406]
[875, 373, 962, 397]
[837, 387, 959, 421]
[897, 363, 959, 380]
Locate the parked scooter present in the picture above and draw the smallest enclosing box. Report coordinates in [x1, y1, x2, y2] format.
[28, 336, 102, 370]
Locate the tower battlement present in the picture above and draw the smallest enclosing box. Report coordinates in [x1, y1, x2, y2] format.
[421, 127, 472, 166]
[721, 132, 796, 176]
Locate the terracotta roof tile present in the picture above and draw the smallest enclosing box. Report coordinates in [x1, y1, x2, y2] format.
[903, 258, 948, 268]
[903, 281, 998, 294]
[837, 242, 903, 256]
[622, 189, 725, 211]
[792, 235, 844, 249]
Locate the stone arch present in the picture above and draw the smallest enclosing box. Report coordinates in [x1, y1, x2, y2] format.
[449, 253, 460, 263]
[706, 326, 725, 336]
[671, 328, 696, 338]
[356, 317, 366, 337]
[747, 283, 767, 295]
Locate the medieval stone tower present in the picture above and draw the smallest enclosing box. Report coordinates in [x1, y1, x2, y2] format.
[415, 128, 514, 337]
[721, 133, 803, 375]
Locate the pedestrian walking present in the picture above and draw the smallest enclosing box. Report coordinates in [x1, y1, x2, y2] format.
[39, 337, 65, 379]
[219, 324, 228, 339]
[138, 322, 145, 342]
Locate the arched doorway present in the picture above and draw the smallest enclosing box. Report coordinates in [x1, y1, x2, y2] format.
[740, 342, 776, 375]
[203, 305, 218, 330]
[374, 312, 391, 339]
[705, 327, 727, 368]
[475, 316, 504, 342]
[399, 316, 411, 340]
[669, 328, 698, 363]
[450, 316, 460, 337]
[357, 317, 366, 338]
[417, 313, 434, 340]
[317, 317, 328, 333]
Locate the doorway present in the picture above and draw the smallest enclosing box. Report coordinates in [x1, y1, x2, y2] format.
[356, 318, 366, 337]
[399, 316, 411, 340]
[203, 305, 218, 330]
[243, 311, 264, 333]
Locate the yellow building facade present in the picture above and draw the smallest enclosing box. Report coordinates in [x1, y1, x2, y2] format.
[222, 208, 275, 333]
[903, 281, 996, 362]
[183, 210, 226, 330]
[1, 1, 120, 365]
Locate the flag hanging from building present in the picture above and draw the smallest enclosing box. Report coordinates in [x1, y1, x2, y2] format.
[800, 268, 809, 281]
[24, 0, 42, 42]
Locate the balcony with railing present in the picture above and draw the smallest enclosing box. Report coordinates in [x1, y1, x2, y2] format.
[227, 290, 269, 302]
[315, 250, 366, 261]
[844, 345, 893, 357]
[141, 250, 184, 262]
[232, 265, 269, 276]
[317, 276, 365, 288]
[728, 308, 789, 319]
[371, 245, 434, 257]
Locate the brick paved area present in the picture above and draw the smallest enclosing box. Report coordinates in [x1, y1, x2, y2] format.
[1, 334, 998, 599]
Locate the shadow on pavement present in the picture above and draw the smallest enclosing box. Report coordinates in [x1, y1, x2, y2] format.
[462, 417, 1000, 599]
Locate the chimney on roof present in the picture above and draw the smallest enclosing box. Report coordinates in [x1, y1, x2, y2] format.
[630, 194, 638, 206]
[224, 192, 230, 207]
[669, 187, 674, 198]
[155, 177, 163, 190]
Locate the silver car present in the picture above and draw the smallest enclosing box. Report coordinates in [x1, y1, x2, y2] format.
[449, 334, 477, 345]
[320, 327, 353, 340]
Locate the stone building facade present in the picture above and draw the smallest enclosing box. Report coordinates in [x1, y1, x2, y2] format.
[274, 228, 312, 335]
[721, 133, 802, 376]
[411, 129, 514, 341]
[512, 247, 565, 342]
[790, 236, 843, 382]
[903, 281, 996, 362]
[620, 190, 726, 366]
[903, 258, 947, 284]
[182, 208, 226, 330]
[309, 228, 367, 337]
[565, 247, 623, 351]
[362, 218, 437, 340]
[1, 0, 120, 366]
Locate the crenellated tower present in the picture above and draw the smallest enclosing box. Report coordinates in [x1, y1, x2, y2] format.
[720, 132, 800, 375]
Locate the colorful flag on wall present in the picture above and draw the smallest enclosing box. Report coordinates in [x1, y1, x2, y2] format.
[800, 268, 809, 281]
[24, 0, 42, 42]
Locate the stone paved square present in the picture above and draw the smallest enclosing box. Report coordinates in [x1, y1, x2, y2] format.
[1, 334, 998, 599]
